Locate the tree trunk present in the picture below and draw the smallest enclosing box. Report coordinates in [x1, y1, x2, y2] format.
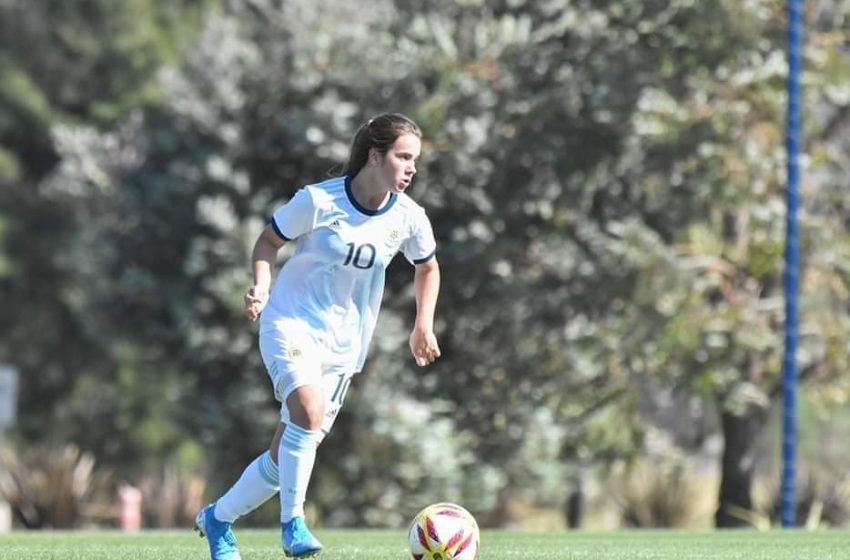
[715, 403, 768, 528]
[565, 481, 584, 529]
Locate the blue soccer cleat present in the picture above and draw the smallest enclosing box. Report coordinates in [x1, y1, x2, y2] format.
[281, 516, 323, 558]
[195, 503, 242, 560]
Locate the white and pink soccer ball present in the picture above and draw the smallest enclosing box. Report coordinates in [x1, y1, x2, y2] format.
[408, 502, 480, 560]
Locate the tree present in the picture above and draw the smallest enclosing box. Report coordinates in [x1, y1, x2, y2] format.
[0, 0, 214, 470]
[6, 0, 850, 529]
[386, 0, 850, 526]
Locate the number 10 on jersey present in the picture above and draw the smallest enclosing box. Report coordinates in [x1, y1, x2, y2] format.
[343, 242, 376, 269]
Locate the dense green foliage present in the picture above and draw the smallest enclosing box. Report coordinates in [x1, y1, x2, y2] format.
[2, 0, 850, 529]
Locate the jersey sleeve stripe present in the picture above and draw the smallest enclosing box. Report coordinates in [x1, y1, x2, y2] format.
[413, 250, 436, 264]
[270, 217, 292, 241]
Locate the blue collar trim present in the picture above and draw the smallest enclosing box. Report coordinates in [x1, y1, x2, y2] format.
[345, 175, 397, 216]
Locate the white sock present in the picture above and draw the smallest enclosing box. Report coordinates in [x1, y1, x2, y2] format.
[279, 423, 321, 523]
[214, 450, 280, 523]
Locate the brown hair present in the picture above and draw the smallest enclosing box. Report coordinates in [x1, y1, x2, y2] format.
[341, 113, 422, 177]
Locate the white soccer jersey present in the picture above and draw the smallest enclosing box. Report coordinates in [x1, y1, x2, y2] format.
[261, 175, 436, 374]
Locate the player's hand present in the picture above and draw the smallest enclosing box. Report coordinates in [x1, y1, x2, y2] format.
[244, 286, 268, 322]
[409, 326, 441, 367]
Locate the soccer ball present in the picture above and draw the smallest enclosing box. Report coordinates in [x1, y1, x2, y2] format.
[408, 502, 480, 560]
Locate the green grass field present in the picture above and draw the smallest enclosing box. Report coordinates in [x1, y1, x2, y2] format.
[1, 528, 848, 560]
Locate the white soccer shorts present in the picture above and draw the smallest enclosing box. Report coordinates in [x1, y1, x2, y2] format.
[258, 320, 355, 435]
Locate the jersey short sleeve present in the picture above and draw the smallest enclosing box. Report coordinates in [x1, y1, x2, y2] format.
[402, 209, 437, 265]
[270, 187, 318, 241]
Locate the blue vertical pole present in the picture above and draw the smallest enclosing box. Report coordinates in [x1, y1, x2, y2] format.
[782, 0, 804, 529]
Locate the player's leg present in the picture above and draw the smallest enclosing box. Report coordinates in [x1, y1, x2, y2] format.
[278, 385, 325, 558]
[280, 385, 325, 519]
[278, 369, 354, 557]
[214, 423, 283, 521]
[195, 408, 284, 560]
[258, 325, 326, 557]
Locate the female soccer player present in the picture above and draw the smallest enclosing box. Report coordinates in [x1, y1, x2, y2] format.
[195, 113, 441, 560]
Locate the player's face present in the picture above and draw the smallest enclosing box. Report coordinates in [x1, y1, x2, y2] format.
[378, 133, 421, 193]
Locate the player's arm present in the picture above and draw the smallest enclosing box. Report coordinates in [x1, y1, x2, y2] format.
[245, 225, 286, 321]
[409, 257, 441, 367]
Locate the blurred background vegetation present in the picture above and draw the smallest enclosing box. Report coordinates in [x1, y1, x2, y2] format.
[1, 0, 849, 531]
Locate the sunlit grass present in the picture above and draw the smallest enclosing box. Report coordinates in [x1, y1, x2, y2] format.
[0, 528, 849, 560]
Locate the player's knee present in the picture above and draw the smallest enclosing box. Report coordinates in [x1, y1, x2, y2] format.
[287, 401, 324, 431]
[286, 388, 325, 430]
[299, 401, 324, 430]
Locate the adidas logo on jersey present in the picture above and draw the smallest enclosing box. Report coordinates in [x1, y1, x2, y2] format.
[329, 219, 342, 230]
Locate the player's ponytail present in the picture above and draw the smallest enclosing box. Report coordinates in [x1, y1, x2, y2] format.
[341, 113, 421, 177]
